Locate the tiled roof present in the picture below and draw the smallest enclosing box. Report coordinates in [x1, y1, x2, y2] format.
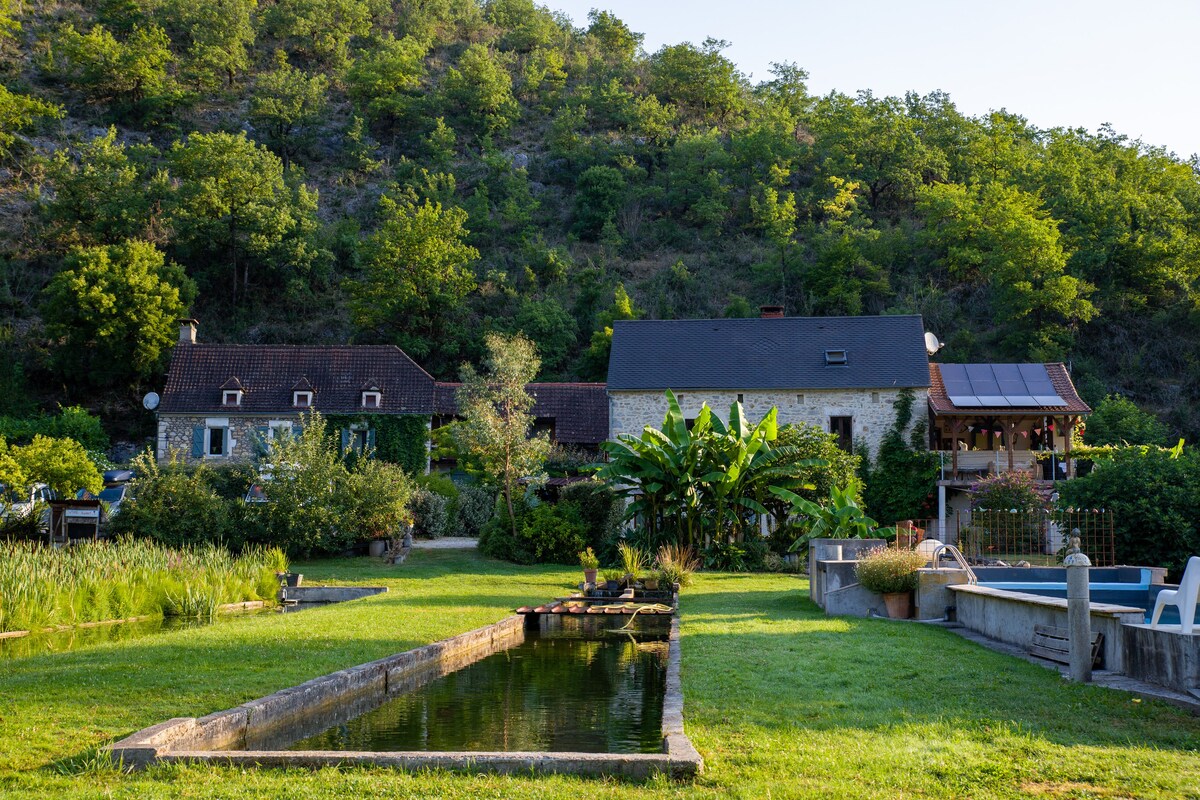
[928, 363, 1091, 415]
[607, 315, 931, 391]
[160, 344, 436, 414]
[434, 382, 609, 445]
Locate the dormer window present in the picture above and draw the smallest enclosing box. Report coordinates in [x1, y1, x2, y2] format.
[223, 390, 242, 407]
[362, 391, 381, 409]
[293, 391, 313, 408]
[825, 349, 848, 365]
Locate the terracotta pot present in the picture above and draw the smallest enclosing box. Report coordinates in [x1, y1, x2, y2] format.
[583, 568, 597, 584]
[883, 592, 912, 619]
[644, 578, 659, 591]
[368, 539, 387, 558]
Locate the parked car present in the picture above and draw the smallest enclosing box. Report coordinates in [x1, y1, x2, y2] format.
[0, 482, 54, 521]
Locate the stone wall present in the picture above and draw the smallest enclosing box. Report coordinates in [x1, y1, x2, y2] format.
[609, 387, 929, 457]
[157, 413, 303, 464]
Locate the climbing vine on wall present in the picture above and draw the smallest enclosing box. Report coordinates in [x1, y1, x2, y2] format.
[325, 414, 428, 475]
[859, 389, 939, 525]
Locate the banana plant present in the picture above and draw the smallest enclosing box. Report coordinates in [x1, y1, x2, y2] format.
[770, 477, 892, 549]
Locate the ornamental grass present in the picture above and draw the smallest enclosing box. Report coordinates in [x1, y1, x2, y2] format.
[855, 546, 928, 594]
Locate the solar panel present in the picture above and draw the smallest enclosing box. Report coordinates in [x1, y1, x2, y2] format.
[940, 364, 1067, 409]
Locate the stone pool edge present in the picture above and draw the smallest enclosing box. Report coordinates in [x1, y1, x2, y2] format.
[108, 613, 703, 781]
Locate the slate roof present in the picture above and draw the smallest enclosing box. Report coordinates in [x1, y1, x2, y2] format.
[160, 344, 436, 414]
[928, 363, 1091, 416]
[434, 381, 609, 445]
[606, 315, 931, 391]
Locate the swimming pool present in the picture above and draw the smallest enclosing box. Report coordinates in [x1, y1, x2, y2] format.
[974, 567, 1191, 624]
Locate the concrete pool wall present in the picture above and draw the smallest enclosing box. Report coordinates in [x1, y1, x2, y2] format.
[108, 614, 703, 779]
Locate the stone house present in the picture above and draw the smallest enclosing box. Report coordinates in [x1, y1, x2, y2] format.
[157, 320, 609, 470]
[605, 310, 932, 457]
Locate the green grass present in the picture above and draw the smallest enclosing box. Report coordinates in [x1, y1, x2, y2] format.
[1, 548, 1198, 798]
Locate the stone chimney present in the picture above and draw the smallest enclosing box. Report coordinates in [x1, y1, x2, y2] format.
[760, 305, 785, 319]
[179, 318, 198, 345]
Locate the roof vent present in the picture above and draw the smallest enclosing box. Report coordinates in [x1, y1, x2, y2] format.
[760, 305, 784, 319]
[825, 349, 848, 366]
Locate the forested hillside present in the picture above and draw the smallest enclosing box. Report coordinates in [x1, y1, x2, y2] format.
[1, 0, 1199, 441]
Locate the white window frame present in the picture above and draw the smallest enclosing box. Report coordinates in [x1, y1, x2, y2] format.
[350, 423, 370, 455]
[223, 390, 242, 407]
[293, 391, 313, 408]
[362, 391, 381, 409]
[205, 418, 232, 458]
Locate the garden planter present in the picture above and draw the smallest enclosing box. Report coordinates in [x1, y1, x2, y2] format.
[644, 578, 659, 591]
[368, 540, 387, 558]
[883, 592, 912, 619]
[583, 568, 597, 584]
[285, 573, 304, 588]
[605, 580, 620, 591]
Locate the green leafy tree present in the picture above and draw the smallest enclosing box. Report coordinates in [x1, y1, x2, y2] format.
[169, 131, 328, 303]
[454, 332, 550, 541]
[484, 0, 564, 53]
[157, 0, 256, 89]
[0, 436, 27, 491]
[41, 239, 194, 389]
[1084, 394, 1170, 446]
[579, 282, 638, 381]
[52, 23, 175, 119]
[0, 85, 61, 162]
[648, 37, 746, 121]
[918, 181, 1097, 358]
[859, 390, 939, 525]
[11, 435, 103, 495]
[572, 165, 626, 239]
[511, 296, 575, 374]
[265, 0, 375, 68]
[749, 182, 796, 297]
[249, 51, 329, 167]
[345, 35, 426, 126]
[350, 192, 478, 363]
[583, 9, 642, 73]
[439, 43, 519, 134]
[41, 127, 168, 246]
[801, 176, 889, 315]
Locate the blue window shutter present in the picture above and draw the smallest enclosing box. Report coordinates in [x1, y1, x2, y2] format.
[367, 428, 376, 456]
[191, 426, 204, 458]
[340, 428, 350, 454]
[255, 427, 270, 456]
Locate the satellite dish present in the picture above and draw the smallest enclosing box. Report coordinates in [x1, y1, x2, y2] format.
[142, 392, 160, 411]
[924, 332, 943, 355]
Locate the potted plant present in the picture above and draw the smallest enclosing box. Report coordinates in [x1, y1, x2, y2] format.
[602, 569, 623, 592]
[643, 570, 662, 591]
[617, 541, 646, 587]
[368, 534, 388, 558]
[578, 547, 600, 585]
[855, 547, 927, 619]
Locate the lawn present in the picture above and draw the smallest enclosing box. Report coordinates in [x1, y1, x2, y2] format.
[1, 548, 1198, 799]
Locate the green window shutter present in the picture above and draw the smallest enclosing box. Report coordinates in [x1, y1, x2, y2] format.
[340, 428, 350, 454]
[191, 426, 204, 458]
[255, 426, 270, 457]
[367, 428, 376, 456]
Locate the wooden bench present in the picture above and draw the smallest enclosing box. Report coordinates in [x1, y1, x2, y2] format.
[1029, 624, 1103, 668]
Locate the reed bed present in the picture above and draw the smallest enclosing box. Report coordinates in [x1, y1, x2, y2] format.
[0, 538, 286, 633]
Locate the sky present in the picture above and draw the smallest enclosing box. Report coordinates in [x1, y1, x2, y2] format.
[548, 0, 1200, 158]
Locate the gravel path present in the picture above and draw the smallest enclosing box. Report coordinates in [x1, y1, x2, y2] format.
[410, 537, 478, 549]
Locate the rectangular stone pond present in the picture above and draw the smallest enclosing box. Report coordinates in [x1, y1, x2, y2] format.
[109, 614, 702, 779]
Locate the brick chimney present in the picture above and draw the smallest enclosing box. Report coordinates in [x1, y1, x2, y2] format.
[760, 305, 785, 319]
[179, 318, 198, 345]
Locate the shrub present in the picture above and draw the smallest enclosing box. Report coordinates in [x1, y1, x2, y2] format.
[479, 499, 587, 564]
[110, 452, 231, 548]
[410, 487, 449, 539]
[855, 547, 927, 594]
[455, 484, 495, 537]
[343, 459, 414, 541]
[558, 479, 623, 553]
[969, 471, 1046, 511]
[655, 543, 698, 587]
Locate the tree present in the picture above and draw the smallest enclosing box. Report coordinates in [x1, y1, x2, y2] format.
[648, 38, 746, 121]
[0, 85, 61, 162]
[572, 165, 625, 239]
[0, 437, 26, 491]
[265, 0, 375, 68]
[512, 296, 575, 374]
[584, 9, 642, 71]
[578, 282, 638, 381]
[157, 0, 256, 89]
[350, 192, 478, 362]
[918, 181, 1097, 358]
[249, 51, 329, 168]
[41, 239, 194, 389]
[454, 332, 549, 541]
[169, 131, 328, 303]
[41, 127, 168, 246]
[10, 435, 103, 495]
[345, 35, 426, 126]
[53, 23, 175, 119]
[1084, 394, 1170, 446]
[439, 43, 519, 134]
[749, 182, 796, 297]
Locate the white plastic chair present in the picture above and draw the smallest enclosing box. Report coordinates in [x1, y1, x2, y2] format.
[1151, 556, 1200, 633]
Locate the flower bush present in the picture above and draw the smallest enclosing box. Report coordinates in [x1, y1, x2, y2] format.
[855, 547, 927, 594]
[968, 470, 1046, 512]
